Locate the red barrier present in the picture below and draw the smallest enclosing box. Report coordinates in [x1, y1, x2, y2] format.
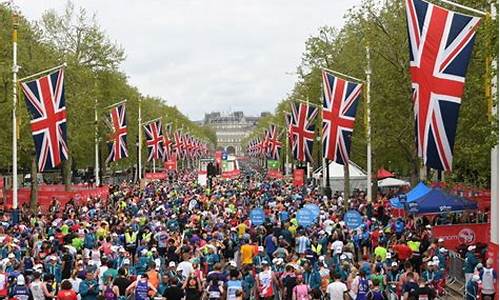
[222, 169, 240, 178]
[4, 185, 109, 210]
[432, 223, 490, 250]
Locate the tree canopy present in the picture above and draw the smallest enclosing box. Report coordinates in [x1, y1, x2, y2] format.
[246, 0, 498, 187]
[0, 2, 215, 176]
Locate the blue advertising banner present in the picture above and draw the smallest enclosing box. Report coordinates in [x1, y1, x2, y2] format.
[249, 208, 265, 226]
[343, 210, 363, 229]
[297, 208, 315, 227]
[304, 204, 320, 218]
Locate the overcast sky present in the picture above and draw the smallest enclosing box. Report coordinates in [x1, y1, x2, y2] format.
[18, 0, 361, 120]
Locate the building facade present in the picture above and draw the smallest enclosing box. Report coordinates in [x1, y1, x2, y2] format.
[201, 111, 270, 155]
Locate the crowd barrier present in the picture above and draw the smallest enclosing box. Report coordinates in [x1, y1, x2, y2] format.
[447, 251, 466, 294]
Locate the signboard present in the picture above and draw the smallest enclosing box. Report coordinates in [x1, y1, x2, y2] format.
[343, 210, 363, 229]
[144, 172, 167, 180]
[297, 208, 315, 227]
[215, 151, 223, 165]
[279, 211, 289, 222]
[198, 174, 207, 186]
[293, 169, 305, 187]
[267, 160, 280, 169]
[304, 203, 320, 218]
[267, 169, 283, 179]
[431, 223, 490, 250]
[249, 208, 265, 226]
[164, 160, 177, 171]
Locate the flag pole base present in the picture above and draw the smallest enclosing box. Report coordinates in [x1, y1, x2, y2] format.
[11, 208, 19, 225]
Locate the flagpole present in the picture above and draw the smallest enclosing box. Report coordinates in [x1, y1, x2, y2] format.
[17, 63, 66, 82]
[138, 98, 142, 180]
[11, 9, 19, 223]
[366, 46, 372, 203]
[94, 99, 100, 186]
[104, 99, 127, 110]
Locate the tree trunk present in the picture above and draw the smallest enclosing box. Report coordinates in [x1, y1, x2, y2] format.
[63, 155, 72, 191]
[343, 163, 350, 209]
[30, 157, 38, 212]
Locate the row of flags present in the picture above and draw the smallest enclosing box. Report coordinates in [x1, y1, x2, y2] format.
[247, 124, 282, 160]
[247, 0, 482, 172]
[19, 68, 208, 172]
[103, 103, 209, 165]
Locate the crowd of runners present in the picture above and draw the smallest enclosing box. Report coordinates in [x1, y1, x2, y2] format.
[0, 162, 496, 300]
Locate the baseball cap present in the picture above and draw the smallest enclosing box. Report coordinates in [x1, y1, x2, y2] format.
[169, 261, 176, 267]
[391, 262, 398, 267]
[17, 275, 25, 285]
[472, 274, 481, 282]
[123, 259, 130, 265]
[425, 225, 432, 229]
[468, 245, 476, 251]
[262, 260, 269, 265]
[7, 253, 15, 259]
[386, 253, 392, 259]
[438, 238, 444, 242]
[258, 246, 264, 252]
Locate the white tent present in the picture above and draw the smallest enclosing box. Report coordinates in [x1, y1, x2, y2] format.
[377, 177, 410, 188]
[313, 161, 367, 192]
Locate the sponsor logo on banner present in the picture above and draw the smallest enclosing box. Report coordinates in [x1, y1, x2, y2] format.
[293, 169, 305, 187]
[164, 160, 177, 171]
[431, 223, 489, 249]
[267, 169, 283, 179]
[144, 172, 167, 180]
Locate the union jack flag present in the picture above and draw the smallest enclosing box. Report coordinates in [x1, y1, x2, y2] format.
[173, 131, 185, 159]
[321, 70, 362, 165]
[406, 0, 480, 171]
[20, 68, 68, 172]
[266, 124, 282, 160]
[289, 102, 318, 162]
[163, 123, 173, 160]
[144, 120, 165, 161]
[105, 103, 128, 163]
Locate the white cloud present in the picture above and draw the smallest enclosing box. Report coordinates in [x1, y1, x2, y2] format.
[17, 0, 361, 120]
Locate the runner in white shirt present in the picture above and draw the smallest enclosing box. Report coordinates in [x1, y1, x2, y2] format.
[327, 274, 348, 300]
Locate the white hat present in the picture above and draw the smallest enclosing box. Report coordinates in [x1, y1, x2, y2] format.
[151, 247, 157, 252]
[319, 256, 325, 261]
[123, 259, 130, 265]
[472, 274, 481, 282]
[340, 254, 347, 260]
[427, 261, 434, 266]
[335, 245, 343, 254]
[391, 262, 398, 267]
[439, 247, 448, 253]
[169, 261, 176, 267]
[228, 261, 237, 267]
[7, 253, 15, 259]
[468, 245, 476, 251]
[49, 256, 57, 261]
[141, 249, 148, 255]
[438, 238, 444, 242]
[119, 247, 126, 253]
[258, 246, 264, 252]
[262, 260, 269, 265]
[425, 225, 432, 229]
[17, 275, 25, 285]
[386, 253, 392, 259]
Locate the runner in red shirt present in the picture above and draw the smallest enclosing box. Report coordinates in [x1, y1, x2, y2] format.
[56, 280, 77, 300]
[393, 241, 413, 261]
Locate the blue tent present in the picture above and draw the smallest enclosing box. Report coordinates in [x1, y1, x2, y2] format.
[406, 188, 478, 214]
[389, 182, 430, 208]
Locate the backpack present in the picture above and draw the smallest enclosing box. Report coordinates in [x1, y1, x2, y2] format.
[104, 285, 117, 300]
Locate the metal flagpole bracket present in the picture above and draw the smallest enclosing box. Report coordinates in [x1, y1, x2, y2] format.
[141, 117, 162, 126]
[18, 63, 67, 82]
[104, 99, 127, 110]
[432, 0, 487, 16]
[293, 99, 321, 107]
[321, 67, 365, 83]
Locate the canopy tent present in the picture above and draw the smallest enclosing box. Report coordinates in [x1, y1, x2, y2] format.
[378, 177, 410, 188]
[406, 188, 478, 214]
[313, 161, 367, 192]
[377, 168, 395, 180]
[389, 182, 430, 208]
